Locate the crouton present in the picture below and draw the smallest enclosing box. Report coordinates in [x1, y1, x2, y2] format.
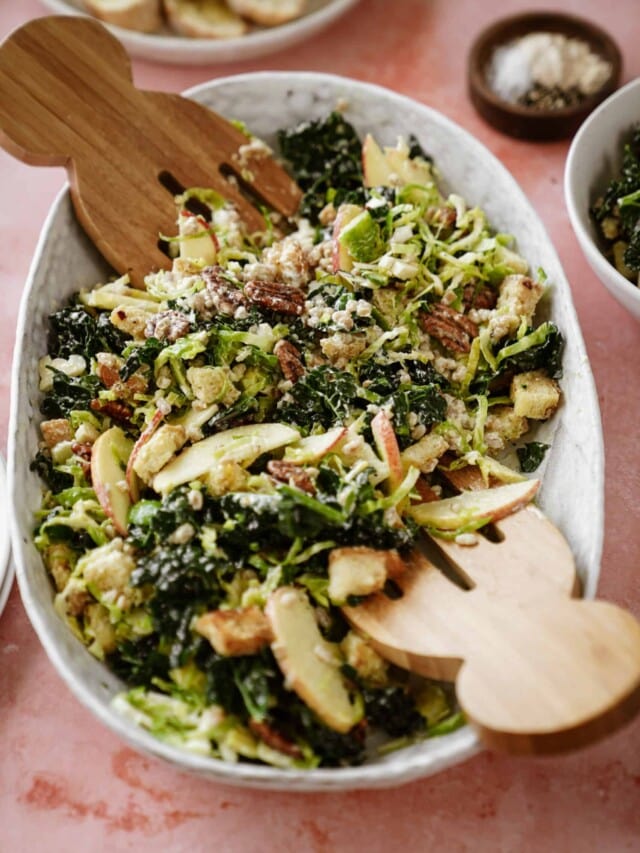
[163, 0, 248, 38]
[401, 432, 448, 473]
[484, 405, 529, 452]
[511, 370, 561, 420]
[40, 418, 73, 449]
[226, 0, 307, 26]
[328, 546, 405, 605]
[491, 274, 545, 341]
[195, 606, 272, 656]
[84, 0, 162, 32]
[110, 304, 154, 339]
[132, 424, 187, 484]
[341, 631, 389, 687]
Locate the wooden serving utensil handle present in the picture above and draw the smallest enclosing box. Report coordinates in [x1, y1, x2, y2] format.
[0, 16, 133, 167]
[0, 16, 301, 285]
[456, 596, 640, 754]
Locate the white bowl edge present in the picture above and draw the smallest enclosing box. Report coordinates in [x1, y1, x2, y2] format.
[564, 77, 640, 320]
[38, 0, 360, 65]
[8, 71, 604, 790]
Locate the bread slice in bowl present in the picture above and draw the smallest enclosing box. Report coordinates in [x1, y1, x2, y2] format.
[163, 0, 248, 38]
[226, 0, 307, 26]
[83, 0, 163, 32]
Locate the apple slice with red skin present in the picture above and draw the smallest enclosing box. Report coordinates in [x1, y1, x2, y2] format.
[408, 479, 540, 530]
[283, 426, 347, 465]
[152, 422, 300, 494]
[371, 410, 404, 492]
[125, 408, 164, 502]
[332, 203, 362, 273]
[91, 426, 134, 537]
[178, 211, 219, 265]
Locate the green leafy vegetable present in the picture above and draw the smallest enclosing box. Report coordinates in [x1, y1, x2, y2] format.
[278, 112, 364, 223]
[40, 370, 101, 418]
[517, 441, 549, 473]
[48, 305, 128, 359]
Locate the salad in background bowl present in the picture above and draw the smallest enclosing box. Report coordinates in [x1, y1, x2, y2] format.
[565, 76, 640, 320]
[9, 72, 604, 790]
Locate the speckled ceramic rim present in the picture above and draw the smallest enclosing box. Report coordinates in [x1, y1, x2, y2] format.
[37, 0, 360, 65]
[564, 77, 640, 318]
[0, 454, 13, 619]
[8, 71, 603, 790]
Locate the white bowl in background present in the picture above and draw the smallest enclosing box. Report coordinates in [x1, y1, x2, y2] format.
[565, 77, 640, 320]
[9, 72, 604, 790]
[38, 0, 360, 64]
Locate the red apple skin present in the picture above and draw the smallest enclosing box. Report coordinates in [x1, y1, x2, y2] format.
[331, 204, 361, 273]
[371, 410, 404, 492]
[285, 426, 348, 464]
[179, 210, 219, 254]
[91, 428, 133, 538]
[92, 477, 127, 538]
[125, 409, 164, 502]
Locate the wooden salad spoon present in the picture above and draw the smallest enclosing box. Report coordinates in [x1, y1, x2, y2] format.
[344, 470, 640, 755]
[0, 16, 301, 287]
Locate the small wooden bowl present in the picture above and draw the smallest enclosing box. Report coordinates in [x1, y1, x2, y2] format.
[468, 12, 622, 141]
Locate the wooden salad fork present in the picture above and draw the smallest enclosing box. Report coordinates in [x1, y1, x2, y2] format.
[0, 16, 301, 287]
[344, 474, 640, 755]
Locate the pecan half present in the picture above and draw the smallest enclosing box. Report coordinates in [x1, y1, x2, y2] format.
[145, 310, 191, 342]
[90, 399, 133, 426]
[244, 280, 305, 316]
[462, 283, 497, 312]
[248, 720, 304, 759]
[267, 460, 315, 494]
[192, 266, 247, 319]
[421, 303, 478, 354]
[95, 353, 148, 399]
[274, 339, 305, 383]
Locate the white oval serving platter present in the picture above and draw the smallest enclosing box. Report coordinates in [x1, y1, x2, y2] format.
[8, 72, 604, 791]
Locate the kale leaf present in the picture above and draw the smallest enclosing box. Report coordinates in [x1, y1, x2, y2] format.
[389, 384, 447, 449]
[278, 112, 364, 223]
[498, 323, 564, 378]
[472, 323, 564, 394]
[407, 133, 433, 162]
[591, 125, 640, 272]
[517, 441, 549, 473]
[30, 450, 74, 492]
[120, 337, 165, 381]
[362, 685, 425, 738]
[130, 541, 225, 667]
[128, 487, 200, 551]
[40, 370, 101, 418]
[48, 305, 128, 359]
[108, 635, 170, 687]
[276, 365, 364, 431]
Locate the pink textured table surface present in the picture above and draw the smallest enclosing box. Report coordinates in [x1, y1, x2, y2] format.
[1, 1, 639, 851]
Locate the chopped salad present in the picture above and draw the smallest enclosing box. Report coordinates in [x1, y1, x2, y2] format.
[32, 112, 562, 768]
[591, 123, 640, 286]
